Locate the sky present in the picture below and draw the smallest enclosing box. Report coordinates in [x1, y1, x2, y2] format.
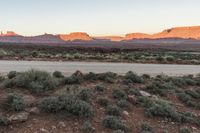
[0, 0, 200, 36]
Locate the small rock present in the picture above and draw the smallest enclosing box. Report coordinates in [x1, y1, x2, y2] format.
[192, 126, 197, 130]
[128, 95, 137, 104]
[52, 126, 56, 130]
[58, 121, 66, 128]
[28, 107, 40, 114]
[123, 111, 129, 116]
[39, 128, 48, 133]
[9, 112, 29, 122]
[139, 90, 151, 97]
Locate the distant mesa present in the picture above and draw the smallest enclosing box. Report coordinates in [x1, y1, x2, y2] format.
[125, 33, 151, 40]
[125, 26, 200, 40]
[59, 32, 93, 41]
[1, 26, 200, 44]
[0, 31, 19, 36]
[94, 36, 124, 41]
[152, 26, 200, 39]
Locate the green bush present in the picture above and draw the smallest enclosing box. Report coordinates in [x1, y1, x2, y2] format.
[113, 130, 125, 133]
[146, 81, 175, 96]
[84, 72, 98, 81]
[146, 99, 181, 121]
[117, 100, 131, 109]
[179, 127, 191, 133]
[138, 97, 181, 121]
[176, 93, 198, 108]
[5, 93, 25, 111]
[142, 74, 151, 79]
[95, 84, 106, 92]
[141, 122, 153, 132]
[78, 89, 92, 101]
[113, 89, 127, 100]
[106, 105, 121, 116]
[124, 71, 144, 84]
[71, 100, 94, 118]
[0, 116, 9, 126]
[168, 77, 187, 87]
[124, 87, 141, 96]
[185, 90, 200, 99]
[97, 72, 117, 83]
[64, 75, 82, 85]
[7, 71, 17, 79]
[181, 112, 200, 126]
[102, 115, 129, 132]
[98, 97, 110, 107]
[53, 71, 64, 78]
[40, 95, 94, 118]
[13, 70, 58, 93]
[39, 97, 61, 113]
[81, 121, 94, 133]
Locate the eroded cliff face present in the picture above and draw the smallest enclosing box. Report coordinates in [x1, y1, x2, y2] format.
[152, 26, 200, 39]
[125, 33, 151, 40]
[59, 32, 93, 41]
[125, 26, 200, 40]
[0, 31, 18, 36]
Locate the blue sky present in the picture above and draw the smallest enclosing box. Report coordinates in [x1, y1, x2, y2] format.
[0, 0, 200, 36]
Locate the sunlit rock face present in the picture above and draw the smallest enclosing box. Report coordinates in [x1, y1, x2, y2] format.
[59, 32, 93, 41]
[125, 33, 151, 40]
[0, 31, 19, 36]
[152, 26, 200, 39]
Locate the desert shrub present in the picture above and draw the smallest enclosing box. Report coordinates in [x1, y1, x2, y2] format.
[97, 72, 117, 83]
[40, 95, 94, 118]
[142, 74, 151, 79]
[146, 99, 181, 121]
[117, 100, 131, 109]
[102, 115, 129, 132]
[185, 78, 196, 86]
[113, 130, 125, 133]
[0, 75, 5, 82]
[1, 79, 15, 88]
[138, 97, 181, 121]
[5, 93, 25, 111]
[95, 84, 106, 92]
[137, 96, 155, 108]
[0, 116, 9, 126]
[146, 81, 175, 96]
[179, 127, 191, 133]
[81, 121, 94, 133]
[39, 97, 61, 113]
[124, 87, 141, 96]
[78, 89, 93, 101]
[181, 112, 200, 126]
[166, 56, 175, 62]
[71, 100, 94, 118]
[14, 70, 58, 93]
[106, 105, 121, 116]
[7, 71, 17, 79]
[53, 71, 64, 78]
[185, 90, 200, 99]
[176, 93, 196, 107]
[98, 97, 110, 107]
[113, 89, 127, 100]
[141, 122, 153, 132]
[84, 72, 98, 81]
[168, 77, 187, 87]
[124, 71, 144, 84]
[64, 75, 82, 85]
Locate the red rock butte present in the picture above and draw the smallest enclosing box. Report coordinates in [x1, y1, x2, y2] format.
[59, 32, 92, 41]
[1, 26, 200, 42]
[0, 31, 18, 36]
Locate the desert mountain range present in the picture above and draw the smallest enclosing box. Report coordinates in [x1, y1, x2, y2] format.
[0, 26, 200, 44]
